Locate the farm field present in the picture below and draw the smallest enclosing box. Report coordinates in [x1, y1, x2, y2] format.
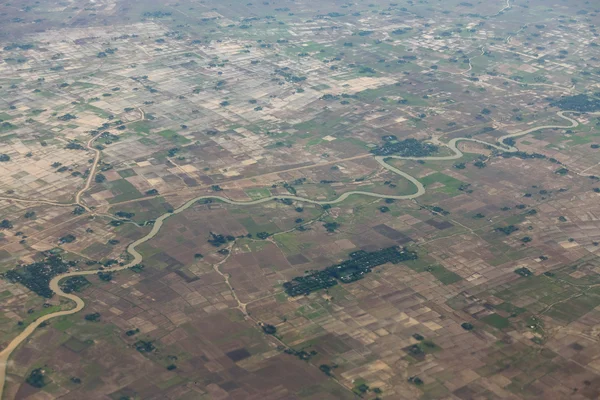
[1, 0, 600, 399]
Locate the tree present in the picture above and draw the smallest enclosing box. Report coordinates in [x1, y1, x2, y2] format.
[323, 222, 340, 232]
[503, 137, 516, 146]
[319, 364, 332, 375]
[262, 324, 277, 335]
[496, 225, 518, 235]
[97, 271, 113, 281]
[356, 383, 370, 393]
[408, 376, 423, 386]
[95, 173, 106, 183]
[0, 154, 10, 162]
[59, 234, 76, 244]
[26, 368, 47, 388]
[257, 232, 270, 239]
[84, 312, 101, 322]
[461, 322, 474, 331]
[515, 267, 532, 277]
[58, 113, 77, 121]
[115, 211, 134, 219]
[135, 340, 155, 353]
[0, 219, 13, 229]
[72, 206, 85, 215]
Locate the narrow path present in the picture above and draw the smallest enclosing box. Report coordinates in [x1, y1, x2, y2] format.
[0, 110, 581, 397]
[501, 77, 574, 93]
[0, 197, 74, 207]
[73, 132, 103, 212]
[461, 47, 485, 76]
[491, 0, 511, 17]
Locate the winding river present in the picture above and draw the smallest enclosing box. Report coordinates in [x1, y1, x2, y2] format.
[0, 111, 580, 397]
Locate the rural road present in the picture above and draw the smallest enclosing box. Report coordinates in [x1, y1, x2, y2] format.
[0, 110, 581, 397]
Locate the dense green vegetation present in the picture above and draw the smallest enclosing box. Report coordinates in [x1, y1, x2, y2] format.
[550, 94, 600, 112]
[423, 205, 450, 216]
[461, 322, 474, 331]
[408, 376, 424, 386]
[208, 232, 235, 247]
[97, 271, 113, 281]
[135, 340, 156, 353]
[59, 234, 76, 244]
[323, 222, 340, 232]
[4, 43, 35, 51]
[498, 151, 549, 161]
[3, 255, 75, 298]
[84, 312, 101, 322]
[515, 267, 533, 277]
[319, 364, 335, 376]
[261, 324, 277, 335]
[73, 206, 86, 215]
[115, 211, 135, 219]
[371, 138, 438, 157]
[60, 276, 90, 293]
[129, 264, 145, 273]
[496, 225, 519, 235]
[283, 246, 417, 296]
[126, 328, 140, 336]
[26, 368, 47, 388]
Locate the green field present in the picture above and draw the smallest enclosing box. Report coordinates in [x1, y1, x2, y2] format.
[480, 313, 511, 330]
[156, 129, 191, 144]
[420, 172, 466, 195]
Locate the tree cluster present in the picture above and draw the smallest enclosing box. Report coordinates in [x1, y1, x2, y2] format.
[3, 255, 75, 298]
[550, 94, 600, 112]
[283, 246, 417, 296]
[371, 138, 438, 157]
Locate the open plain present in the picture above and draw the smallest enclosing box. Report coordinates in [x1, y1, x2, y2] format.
[1, 0, 600, 399]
